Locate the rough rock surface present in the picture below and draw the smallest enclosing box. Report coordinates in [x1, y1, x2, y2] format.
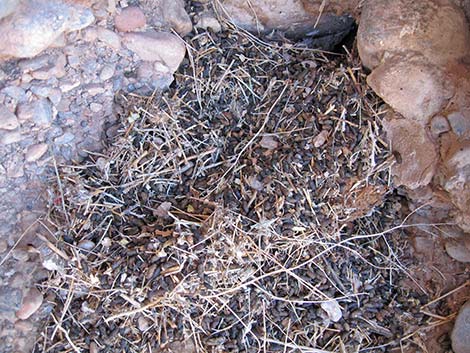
[123, 31, 186, 72]
[114, 6, 147, 32]
[0, 0, 94, 59]
[452, 300, 470, 353]
[358, 0, 470, 70]
[358, 0, 470, 244]
[383, 116, 438, 189]
[215, 0, 360, 37]
[367, 56, 453, 124]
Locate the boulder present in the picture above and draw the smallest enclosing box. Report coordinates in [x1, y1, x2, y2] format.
[367, 55, 453, 124]
[0, 0, 94, 59]
[357, 0, 470, 70]
[215, 0, 360, 37]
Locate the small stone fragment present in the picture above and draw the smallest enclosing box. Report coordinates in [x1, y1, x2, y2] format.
[313, 130, 329, 148]
[123, 31, 186, 73]
[97, 27, 121, 50]
[16, 287, 43, 320]
[99, 64, 115, 81]
[114, 6, 146, 32]
[247, 175, 264, 191]
[137, 316, 150, 332]
[0, 106, 20, 130]
[0, 130, 23, 145]
[25, 143, 48, 162]
[429, 115, 450, 137]
[78, 240, 95, 251]
[161, 0, 193, 36]
[448, 111, 470, 137]
[452, 300, 470, 353]
[196, 14, 222, 33]
[153, 202, 172, 218]
[89, 342, 99, 353]
[321, 300, 343, 322]
[90, 103, 103, 112]
[259, 135, 278, 150]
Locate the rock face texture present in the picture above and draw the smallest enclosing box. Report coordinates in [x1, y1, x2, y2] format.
[452, 300, 470, 353]
[0, 0, 95, 59]
[215, 0, 359, 48]
[357, 0, 470, 253]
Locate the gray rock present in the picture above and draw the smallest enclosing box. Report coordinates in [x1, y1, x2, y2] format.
[0, 130, 23, 145]
[448, 111, 470, 137]
[18, 54, 51, 72]
[429, 115, 450, 138]
[0, 286, 22, 313]
[30, 86, 62, 105]
[1, 86, 26, 102]
[452, 300, 470, 353]
[0, 106, 20, 130]
[161, 0, 193, 36]
[99, 64, 115, 81]
[54, 132, 75, 145]
[0, 0, 95, 59]
[97, 27, 121, 50]
[0, 0, 20, 20]
[16, 99, 53, 128]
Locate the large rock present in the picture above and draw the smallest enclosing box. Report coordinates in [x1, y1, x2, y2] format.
[0, 0, 94, 59]
[367, 55, 453, 123]
[0, 0, 20, 20]
[383, 116, 438, 189]
[452, 300, 470, 353]
[215, 0, 360, 37]
[358, 0, 470, 70]
[123, 31, 186, 73]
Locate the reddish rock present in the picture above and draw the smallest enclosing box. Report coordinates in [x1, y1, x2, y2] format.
[358, 0, 470, 70]
[114, 6, 146, 32]
[123, 31, 186, 72]
[216, 0, 360, 34]
[367, 55, 453, 123]
[16, 287, 43, 320]
[383, 116, 438, 190]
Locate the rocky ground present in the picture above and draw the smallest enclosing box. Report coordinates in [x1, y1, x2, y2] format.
[0, 0, 469, 353]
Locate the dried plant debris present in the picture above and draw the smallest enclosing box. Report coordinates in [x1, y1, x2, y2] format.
[35, 24, 428, 353]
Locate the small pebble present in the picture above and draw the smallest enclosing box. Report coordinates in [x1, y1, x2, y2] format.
[0, 106, 20, 130]
[99, 64, 115, 81]
[25, 143, 48, 162]
[16, 287, 43, 320]
[90, 103, 103, 112]
[114, 6, 146, 32]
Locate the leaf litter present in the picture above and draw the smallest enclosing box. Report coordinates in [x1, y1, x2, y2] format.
[34, 19, 433, 353]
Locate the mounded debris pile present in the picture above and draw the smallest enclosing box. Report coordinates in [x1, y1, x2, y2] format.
[36, 26, 435, 352]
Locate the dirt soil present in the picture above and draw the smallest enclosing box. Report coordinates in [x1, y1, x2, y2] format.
[30, 20, 470, 353]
